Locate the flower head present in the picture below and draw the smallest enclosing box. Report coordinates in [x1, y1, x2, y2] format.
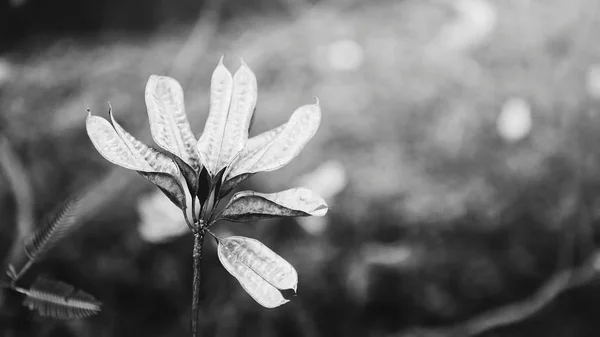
[86, 57, 328, 308]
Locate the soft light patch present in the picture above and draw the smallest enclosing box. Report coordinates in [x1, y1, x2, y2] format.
[437, 0, 497, 51]
[295, 160, 347, 235]
[326, 39, 364, 72]
[0, 59, 12, 85]
[496, 97, 532, 143]
[137, 191, 189, 243]
[586, 64, 600, 99]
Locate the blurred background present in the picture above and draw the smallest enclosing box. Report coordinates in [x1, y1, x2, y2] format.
[2, 0, 600, 336]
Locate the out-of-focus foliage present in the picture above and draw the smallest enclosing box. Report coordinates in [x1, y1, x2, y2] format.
[20, 277, 102, 319]
[3, 0, 600, 336]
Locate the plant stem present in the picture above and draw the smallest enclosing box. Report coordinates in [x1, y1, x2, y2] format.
[191, 229, 205, 337]
[12, 258, 34, 282]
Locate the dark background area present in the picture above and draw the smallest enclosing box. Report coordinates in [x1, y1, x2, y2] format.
[3, 0, 600, 336]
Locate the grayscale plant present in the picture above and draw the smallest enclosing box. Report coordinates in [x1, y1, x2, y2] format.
[2, 191, 103, 320]
[86, 57, 328, 336]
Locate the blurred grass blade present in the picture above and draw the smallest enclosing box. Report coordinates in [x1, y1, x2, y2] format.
[217, 236, 297, 308]
[24, 194, 82, 262]
[217, 60, 257, 170]
[197, 57, 234, 176]
[227, 102, 321, 178]
[216, 188, 328, 223]
[145, 75, 201, 171]
[20, 277, 102, 319]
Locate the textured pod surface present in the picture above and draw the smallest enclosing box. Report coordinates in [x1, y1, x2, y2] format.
[228, 102, 321, 178]
[109, 110, 181, 178]
[218, 188, 328, 222]
[86, 114, 153, 171]
[217, 61, 258, 170]
[197, 57, 234, 175]
[224, 123, 286, 181]
[217, 236, 297, 308]
[145, 75, 201, 170]
[87, 110, 186, 209]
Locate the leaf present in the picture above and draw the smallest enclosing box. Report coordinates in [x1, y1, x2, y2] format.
[217, 236, 297, 308]
[139, 172, 187, 210]
[197, 57, 234, 176]
[227, 102, 321, 178]
[218, 173, 253, 199]
[196, 167, 211, 205]
[145, 75, 201, 171]
[216, 60, 257, 170]
[20, 277, 102, 319]
[216, 188, 328, 223]
[171, 154, 199, 203]
[24, 194, 82, 261]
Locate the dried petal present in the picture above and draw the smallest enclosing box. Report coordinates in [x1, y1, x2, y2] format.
[217, 236, 297, 308]
[145, 75, 201, 170]
[109, 109, 181, 178]
[86, 114, 152, 171]
[217, 188, 328, 222]
[217, 60, 258, 170]
[87, 109, 186, 209]
[227, 102, 321, 178]
[197, 57, 234, 175]
[223, 123, 286, 181]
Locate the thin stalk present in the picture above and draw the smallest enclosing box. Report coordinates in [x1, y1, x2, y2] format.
[12, 258, 35, 282]
[182, 210, 196, 232]
[191, 229, 205, 337]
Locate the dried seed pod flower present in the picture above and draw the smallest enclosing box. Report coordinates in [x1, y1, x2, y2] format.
[86, 57, 328, 329]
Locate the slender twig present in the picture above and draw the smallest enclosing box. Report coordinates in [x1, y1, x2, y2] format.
[191, 229, 205, 337]
[11, 258, 34, 283]
[397, 250, 600, 337]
